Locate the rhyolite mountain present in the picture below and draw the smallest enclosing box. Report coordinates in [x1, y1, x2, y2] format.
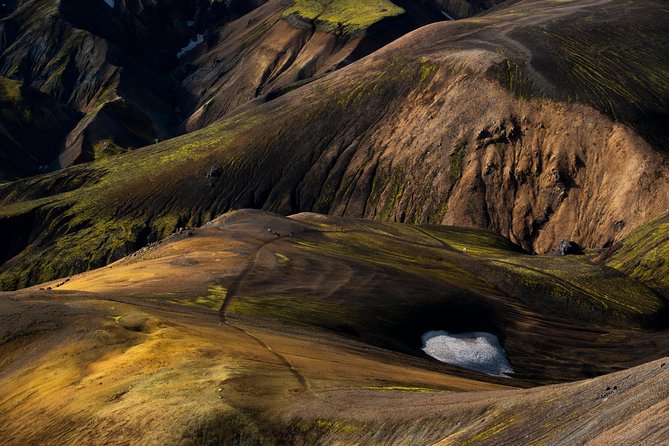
[0, 0, 455, 178]
[1, 0, 667, 290]
[2, 210, 669, 444]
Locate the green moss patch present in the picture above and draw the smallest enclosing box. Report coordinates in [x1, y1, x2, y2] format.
[284, 0, 404, 33]
[607, 212, 669, 295]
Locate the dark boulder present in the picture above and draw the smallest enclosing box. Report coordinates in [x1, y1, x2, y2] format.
[207, 165, 223, 178]
[558, 240, 583, 256]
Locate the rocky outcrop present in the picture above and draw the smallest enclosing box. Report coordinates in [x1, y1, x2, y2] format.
[558, 240, 582, 256]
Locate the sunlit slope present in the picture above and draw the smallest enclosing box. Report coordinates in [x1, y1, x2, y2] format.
[284, 0, 405, 33]
[2, 211, 669, 444]
[46, 210, 669, 383]
[607, 211, 669, 296]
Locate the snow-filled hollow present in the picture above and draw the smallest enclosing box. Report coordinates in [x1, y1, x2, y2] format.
[421, 330, 513, 377]
[177, 34, 204, 58]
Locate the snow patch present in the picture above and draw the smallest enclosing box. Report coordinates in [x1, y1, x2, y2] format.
[103, 0, 115, 8]
[441, 10, 455, 20]
[177, 34, 204, 58]
[421, 330, 513, 377]
[186, 20, 195, 28]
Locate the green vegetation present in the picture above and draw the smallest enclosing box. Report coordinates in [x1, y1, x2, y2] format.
[462, 418, 515, 445]
[607, 212, 669, 294]
[284, 0, 404, 33]
[492, 1, 669, 148]
[228, 293, 353, 329]
[93, 140, 127, 158]
[0, 77, 22, 103]
[0, 110, 266, 289]
[1, 53, 436, 290]
[488, 255, 666, 319]
[196, 285, 229, 309]
[488, 57, 535, 99]
[225, 217, 665, 338]
[314, 419, 362, 433]
[363, 385, 445, 392]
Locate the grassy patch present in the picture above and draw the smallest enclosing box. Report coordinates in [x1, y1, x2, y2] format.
[607, 212, 669, 294]
[284, 0, 404, 33]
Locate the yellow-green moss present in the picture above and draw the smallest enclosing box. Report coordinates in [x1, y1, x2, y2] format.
[607, 212, 669, 293]
[284, 0, 404, 33]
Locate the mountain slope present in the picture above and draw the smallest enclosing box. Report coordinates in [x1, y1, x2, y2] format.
[46, 210, 669, 382]
[1, 0, 668, 290]
[606, 211, 669, 297]
[1, 210, 668, 444]
[0, 76, 79, 180]
[0, 0, 445, 177]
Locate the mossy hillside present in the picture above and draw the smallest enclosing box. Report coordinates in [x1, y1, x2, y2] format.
[210, 214, 669, 382]
[284, 0, 405, 33]
[0, 54, 433, 289]
[485, 255, 666, 324]
[0, 77, 22, 103]
[0, 0, 442, 280]
[0, 111, 266, 289]
[492, 0, 669, 149]
[167, 285, 228, 310]
[607, 212, 669, 296]
[227, 218, 666, 340]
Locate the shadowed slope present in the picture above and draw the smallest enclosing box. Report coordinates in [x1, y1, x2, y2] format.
[0, 77, 79, 180]
[606, 211, 669, 297]
[0, 0, 444, 173]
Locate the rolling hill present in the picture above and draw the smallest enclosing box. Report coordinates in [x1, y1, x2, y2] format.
[2, 210, 668, 444]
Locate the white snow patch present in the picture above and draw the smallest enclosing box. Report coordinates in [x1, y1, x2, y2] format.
[177, 34, 204, 59]
[186, 20, 195, 27]
[421, 330, 513, 377]
[441, 10, 456, 20]
[103, 0, 115, 8]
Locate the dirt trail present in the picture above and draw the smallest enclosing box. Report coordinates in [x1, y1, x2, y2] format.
[217, 231, 315, 393]
[225, 322, 313, 392]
